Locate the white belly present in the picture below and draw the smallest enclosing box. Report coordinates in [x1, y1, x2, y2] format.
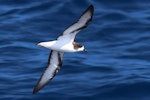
[51, 42, 76, 52]
[38, 40, 78, 52]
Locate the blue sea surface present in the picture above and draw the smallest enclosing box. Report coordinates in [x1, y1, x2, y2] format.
[0, 0, 150, 100]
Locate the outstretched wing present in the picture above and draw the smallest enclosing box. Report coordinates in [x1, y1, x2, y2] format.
[33, 51, 64, 94]
[57, 5, 94, 42]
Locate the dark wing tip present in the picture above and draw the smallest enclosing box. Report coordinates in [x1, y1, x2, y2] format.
[32, 86, 39, 94]
[32, 75, 51, 94]
[33, 84, 44, 94]
[80, 5, 94, 23]
[81, 5, 94, 18]
[89, 5, 94, 10]
[32, 78, 48, 94]
[89, 5, 94, 19]
[88, 5, 94, 14]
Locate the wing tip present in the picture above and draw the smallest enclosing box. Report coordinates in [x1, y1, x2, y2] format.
[89, 5, 94, 17]
[32, 77, 50, 94]
[32, 86, 40, 94]
[32, 80, 45, 94]
[82, 5, 94, 22]
[89, 5, 94, 10]
[82, 5, 94, 16]
[88, 5, 94, 13]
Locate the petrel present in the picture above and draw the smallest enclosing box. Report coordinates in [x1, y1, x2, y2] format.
[33, 5, 94, 94]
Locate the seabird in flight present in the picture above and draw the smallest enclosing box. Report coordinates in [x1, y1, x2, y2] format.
[33, 5, 94, 94]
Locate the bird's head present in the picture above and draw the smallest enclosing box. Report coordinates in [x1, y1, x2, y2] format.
[76, 46, 87, 52]
[73, 42, 87, 52]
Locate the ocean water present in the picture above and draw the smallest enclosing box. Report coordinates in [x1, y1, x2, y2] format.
[0, 0, 150, 100]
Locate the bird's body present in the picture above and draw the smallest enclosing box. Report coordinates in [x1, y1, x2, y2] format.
[33, 5, 94, 94]
[38, 40, 84, 52]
